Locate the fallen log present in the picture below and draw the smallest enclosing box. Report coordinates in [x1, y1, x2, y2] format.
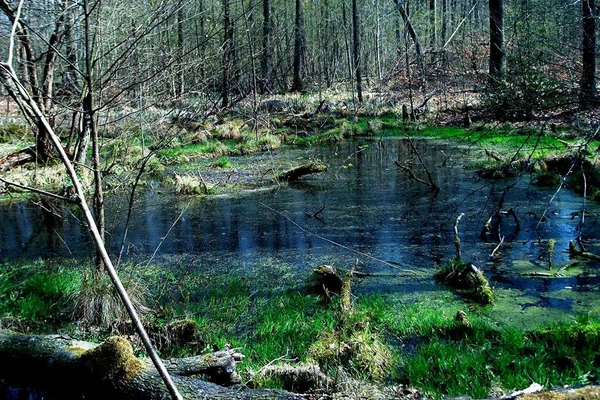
[569, 240, 600, 262]
[278, 162, 327, 181]
[0, 331, 303, 400]
[0, 145, 35, 172]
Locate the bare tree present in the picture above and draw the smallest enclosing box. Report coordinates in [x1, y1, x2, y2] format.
[291, 0, 304, 92]
[580, 0, 597, 108]
[488, 0, 506, 84]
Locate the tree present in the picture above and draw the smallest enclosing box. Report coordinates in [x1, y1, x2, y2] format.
[580, 0, 597, 108]
[291, 0, 304, 92]
[222, 0, 233, 107]
[261, 0, 271, 93]
[352, 0, 363, 102]
[0, 0, 67, 162]
[488, 0, 506, 85]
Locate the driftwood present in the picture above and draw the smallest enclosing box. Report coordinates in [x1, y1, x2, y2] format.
[278, 161, 327, 181]
[0, 331, 302, 400]
[569, 240, 600, 262]
[0, 145, 35, 172]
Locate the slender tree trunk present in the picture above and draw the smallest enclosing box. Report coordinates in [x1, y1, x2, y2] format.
[177, 3, 185, 96]
[83, 0, 104, 270]
[291, 0, 304, 92]
[488, 0, 506, 85]
[580, 0, 597, 108]
[375, 0, 382, 79]
[222, 0, 232, 107]
[441, 0, 447, 45]
[197, 0, 205, 82]
[429, 0, 437, 50]
[352, 0, 363, 102]
[261, 0, 270, 93]
[0, 0, 64, 162]
[392, 0, 422, 60]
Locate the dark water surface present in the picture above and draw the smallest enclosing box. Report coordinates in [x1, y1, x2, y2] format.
[1, 139, 599, 324]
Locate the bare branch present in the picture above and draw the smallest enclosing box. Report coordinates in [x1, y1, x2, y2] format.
[0, 177, 77, 203]
[6, 0, 24, 66]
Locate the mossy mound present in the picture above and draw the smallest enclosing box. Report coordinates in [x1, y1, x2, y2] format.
[307, 318, 393, 381]
[79, 336, 144, 380]
[434, 260, 494, 305]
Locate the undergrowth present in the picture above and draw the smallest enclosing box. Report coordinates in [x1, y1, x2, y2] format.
[1, 259, 599, 399]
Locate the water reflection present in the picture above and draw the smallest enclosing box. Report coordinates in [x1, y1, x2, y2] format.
[0, 139, 598, 302]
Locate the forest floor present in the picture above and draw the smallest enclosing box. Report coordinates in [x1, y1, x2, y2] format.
[1, 88, 600, 399]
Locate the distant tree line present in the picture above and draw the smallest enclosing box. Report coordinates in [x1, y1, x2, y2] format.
[0, 0, 597, 162]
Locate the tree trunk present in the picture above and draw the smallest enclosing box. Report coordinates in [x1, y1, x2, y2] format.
[352, 0, 363, 102]
[429, 0, 437, 50]
[0, 0, 64, 163]
[222, 0, 232, 107]
[261, 0, 271, 93]
[278, 161, 327, 181]
[441, 0, 447, 45]
[291, 0, 304, 92]
[177, 2, 185, 96]
[0, 332, 302, 400]
[488, 0, 506, 85]
[580, 0, 597, 109]
[392, 0, 423, 61]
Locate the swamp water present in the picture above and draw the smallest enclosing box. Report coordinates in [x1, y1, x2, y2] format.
[1, 138, 599, 327]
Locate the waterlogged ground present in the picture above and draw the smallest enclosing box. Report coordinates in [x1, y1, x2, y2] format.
[1, 138, 599, 327]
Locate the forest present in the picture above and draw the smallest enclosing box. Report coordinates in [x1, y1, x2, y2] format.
[0, 0, 600, 399]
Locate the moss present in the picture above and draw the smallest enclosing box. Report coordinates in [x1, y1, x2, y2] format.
[435, 260, 495, 305]
[80, 336, 144, 380]
[201, 353, 218, 364]
[66, 344, 91, 357]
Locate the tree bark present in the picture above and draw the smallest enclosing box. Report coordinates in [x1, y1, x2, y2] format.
[222, 0, 233, 107]
[488, 0, 506, 85]
[0, 332, 302, 400]
[291, 0, 304, 92]
[177, 2, 185, 96]
[429, 0, 437, 50]
[352, 0, 363, 102]
[261, 0, 271, 93]
[392, 0, 423, 61]
[580, 0, 597, 109]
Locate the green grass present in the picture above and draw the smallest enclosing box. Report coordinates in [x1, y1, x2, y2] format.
[0, 260, 82, 322]
[2, 259, 599, 398]
[357, 294, 600, 399]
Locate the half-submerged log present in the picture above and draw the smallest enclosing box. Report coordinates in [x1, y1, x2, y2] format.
[278, 161, 327, 181]
[0, 331, 302, 400]
[434, 261, 494, 305]
[569, 240, 600, 261]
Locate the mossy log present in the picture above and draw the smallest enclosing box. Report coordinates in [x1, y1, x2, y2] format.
[278, 162, 327, 181]
[0, 145, 35, 172]
[434, 261, 494, 305]
[0, 331, 302, 400]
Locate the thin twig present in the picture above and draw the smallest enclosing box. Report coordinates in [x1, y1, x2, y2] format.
[116, 151, 157, 268]
[0, 176, 77, 203]
[490, 235, 504, 258]
[260, 202, 419, 275]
